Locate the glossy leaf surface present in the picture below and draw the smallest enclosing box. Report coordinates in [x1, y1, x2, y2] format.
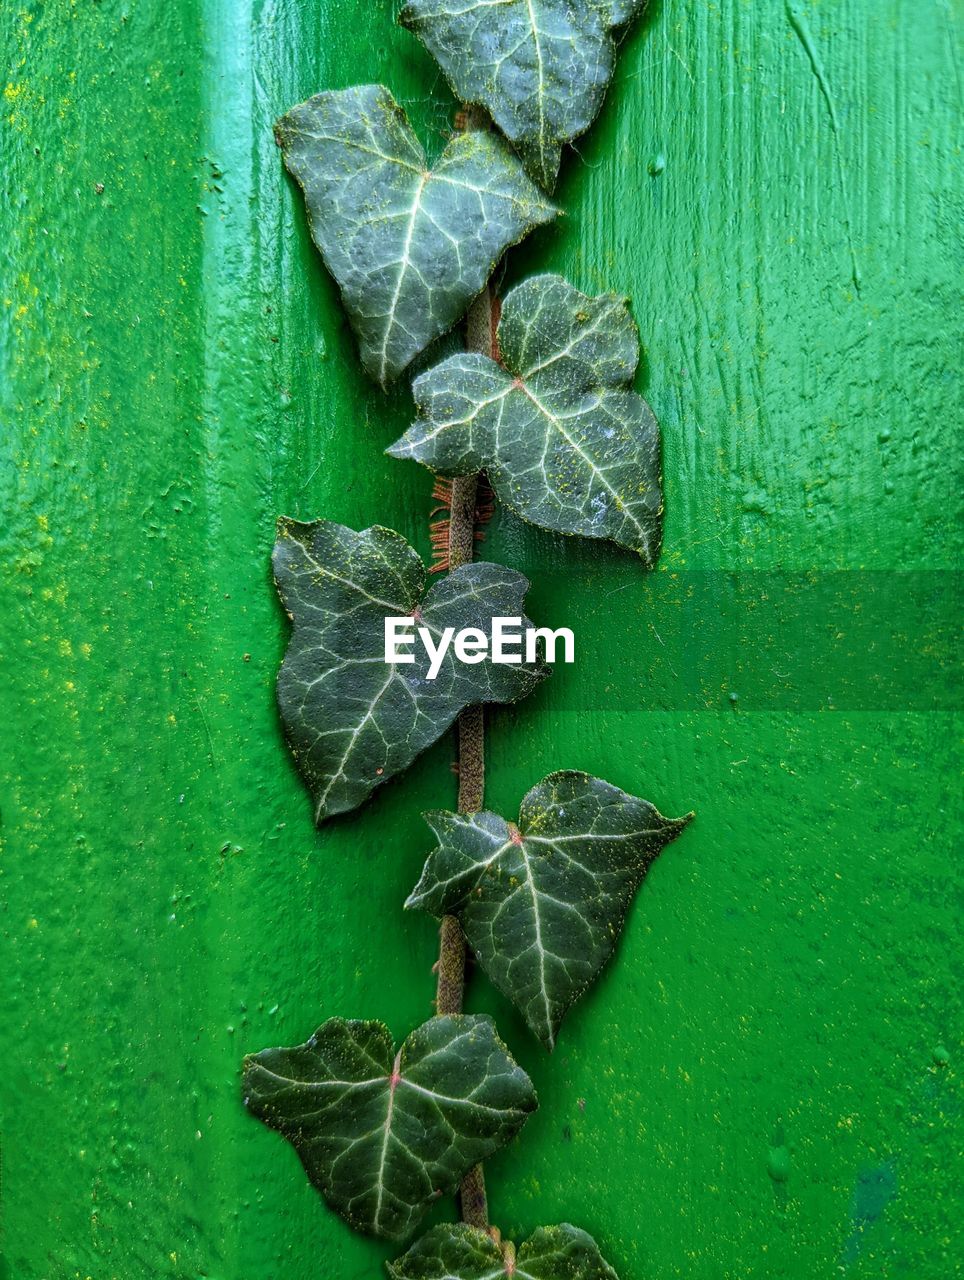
[389, 274, 663, 562]
[275, 84, 556, 385]
[389, 1222, 619, 1279]
[399, 0, 646, 188]
[274, 518, 545, 823]
[243, 1016, 536, 1242]
[408, 771, 691, 1048]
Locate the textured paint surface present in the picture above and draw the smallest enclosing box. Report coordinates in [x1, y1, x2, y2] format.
[1, 2, 961, 1279]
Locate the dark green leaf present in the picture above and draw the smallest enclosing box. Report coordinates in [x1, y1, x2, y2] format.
[407, 771, 692, 1048]
[389, 275, 663, 562]
[274, 518, 545, 823]
[275, 84, 557, 386]
[399, 1, 646, 188]
[388, 1222, 619, 1279]
[243, 1015, 536, 1242]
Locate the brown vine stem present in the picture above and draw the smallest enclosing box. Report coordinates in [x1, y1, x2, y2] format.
[433, 281, 498, 1232]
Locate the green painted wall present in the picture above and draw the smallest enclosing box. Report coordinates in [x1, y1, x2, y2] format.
[2, 1, 960, 1277]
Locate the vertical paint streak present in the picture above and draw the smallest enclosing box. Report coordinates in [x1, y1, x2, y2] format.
[194, 6, 261, 1272]
[785, 1, 863, 291]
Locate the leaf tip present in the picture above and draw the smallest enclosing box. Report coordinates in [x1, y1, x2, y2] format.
[673, 810, 696, 834]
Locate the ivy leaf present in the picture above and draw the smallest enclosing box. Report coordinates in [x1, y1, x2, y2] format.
[274, 84, 557, 387]
[388, 1222, 619, 1279]
[399, 1, 645, 189]
[274, 518, 545, 824]
[243, 1014, 536, 1242]
[407, 771, 692, 1049]
[388, 275, 663, 563]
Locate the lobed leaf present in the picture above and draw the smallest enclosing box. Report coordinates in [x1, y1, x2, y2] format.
[243, 1015, 536, 1242]
[389, 274, 663, 562]
[399, 0, 646, 189]
[273, 518, 545, 823]
[275, 84, 557, 386]
[388, 1222, 619, 1279]
[408, 771, 692, 1049]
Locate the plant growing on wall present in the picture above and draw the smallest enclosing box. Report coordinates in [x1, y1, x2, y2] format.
[243, 3, 693, 1273]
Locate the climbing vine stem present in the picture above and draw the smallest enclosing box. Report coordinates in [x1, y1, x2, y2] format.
[433, 280, 498, 1231]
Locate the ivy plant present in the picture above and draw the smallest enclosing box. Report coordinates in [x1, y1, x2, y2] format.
[247, 2, 693, 1274]
[389, 1222, 620, 1279]
[275, 85, 556, 386]
[389, 274, 664, 561]
[407, 772, 692, 1050]
[243, 1015, 536, 1241]
[399, 0, 646, 190]
[273, 518, 543, 821]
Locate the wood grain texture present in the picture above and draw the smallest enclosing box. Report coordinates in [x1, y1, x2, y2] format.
[1, 2, 960, 1278]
